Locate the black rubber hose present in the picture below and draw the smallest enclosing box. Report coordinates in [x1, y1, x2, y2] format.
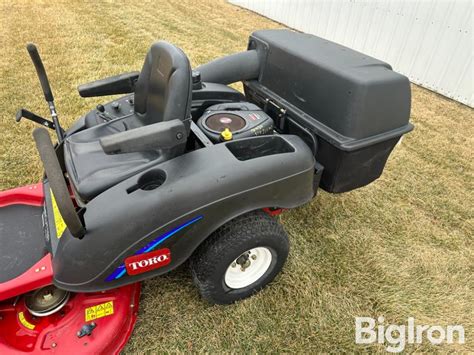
[195, 50, 260, 85]
[33, 128, 86, 239]
[27, 43, 54, 102]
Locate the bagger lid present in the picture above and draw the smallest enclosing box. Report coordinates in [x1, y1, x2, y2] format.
[247, 29, 412, 146]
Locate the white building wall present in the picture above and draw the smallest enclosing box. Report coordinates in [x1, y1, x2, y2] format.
[230, 0, 473, 107]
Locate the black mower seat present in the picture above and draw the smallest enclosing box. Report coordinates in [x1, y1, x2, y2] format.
[64, 124, 164, 201]
[64, 41, 192, 201]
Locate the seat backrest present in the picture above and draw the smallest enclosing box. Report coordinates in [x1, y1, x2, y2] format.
[134, 41, 192, 125]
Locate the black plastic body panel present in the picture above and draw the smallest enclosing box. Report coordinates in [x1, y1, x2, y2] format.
[245, 29, 413, 192]
[316, 136, 400, 192]
[52, 135, 315, 292]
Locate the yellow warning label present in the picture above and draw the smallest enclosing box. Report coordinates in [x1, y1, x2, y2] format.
[18, 311, 35, 330]
[50, 189, 67, 238]
[85, 301, 114, 322]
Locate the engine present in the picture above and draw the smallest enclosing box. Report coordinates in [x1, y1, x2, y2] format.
[197, 103, 273, 143]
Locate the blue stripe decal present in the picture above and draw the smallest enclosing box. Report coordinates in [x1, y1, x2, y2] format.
[105, 215, 203, 281]
[115, 268, 127, 279]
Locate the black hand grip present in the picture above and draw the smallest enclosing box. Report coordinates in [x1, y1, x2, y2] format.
[100, 119, 187, 154]
[33, 128, 86, 239]
[27, 43, 54, 102]
[78, 71, 139, 97]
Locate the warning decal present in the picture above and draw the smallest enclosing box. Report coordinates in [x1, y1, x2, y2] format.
[18, 311, 35, 330]
[85, 301, 114, 322]
[50, 189, 67, 238]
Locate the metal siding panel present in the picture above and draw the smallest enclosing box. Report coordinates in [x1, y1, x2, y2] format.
[313, 0, 326, 35]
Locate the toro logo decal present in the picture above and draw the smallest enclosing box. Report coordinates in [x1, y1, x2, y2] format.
[125, 248, 171, 275]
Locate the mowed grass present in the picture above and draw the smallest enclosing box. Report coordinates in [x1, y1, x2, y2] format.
[0, 0, 472, 352]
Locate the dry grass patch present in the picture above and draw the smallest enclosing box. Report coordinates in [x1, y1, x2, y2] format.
[0, 0, 472, 352]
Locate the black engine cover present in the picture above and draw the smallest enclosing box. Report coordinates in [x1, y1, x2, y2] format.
[197, 102, 273, 143]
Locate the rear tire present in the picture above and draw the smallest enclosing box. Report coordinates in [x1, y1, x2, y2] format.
[190, 210, 289, 304]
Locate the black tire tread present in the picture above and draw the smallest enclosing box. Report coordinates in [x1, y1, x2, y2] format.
[190, 210, 289, 304]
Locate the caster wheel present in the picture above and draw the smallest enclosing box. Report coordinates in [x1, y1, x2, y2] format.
[190, 210, 289, 304]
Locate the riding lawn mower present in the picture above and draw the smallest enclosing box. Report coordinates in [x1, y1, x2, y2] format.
[0, 29, 413, 353]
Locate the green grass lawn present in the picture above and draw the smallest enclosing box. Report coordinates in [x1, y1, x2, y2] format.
[1, 1, 472, 352]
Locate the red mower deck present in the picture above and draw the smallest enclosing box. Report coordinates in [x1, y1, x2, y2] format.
[0, 283, 140, 354]
[0, 185, 141, 354]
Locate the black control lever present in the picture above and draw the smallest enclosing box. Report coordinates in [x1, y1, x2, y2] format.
[16, 108, 57, 130]
[26, 43, 64, 142]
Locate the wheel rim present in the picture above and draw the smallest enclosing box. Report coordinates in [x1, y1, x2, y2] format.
[224, 247, 273, 289]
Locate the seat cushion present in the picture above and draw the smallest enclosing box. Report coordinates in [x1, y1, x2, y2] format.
[64, 121, 164, 201]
